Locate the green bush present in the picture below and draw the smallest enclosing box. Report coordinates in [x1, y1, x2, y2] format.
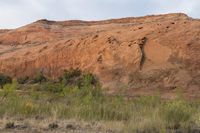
[40, 82, 63, 93]
[33, 72, 46, 84]
[60, 68, 81, 86]
[59, 68, 98, 88]
[82, 73, 97, 87]
[17, 76, 29, 84]
[2, 80, 17, 97]
[0, 73, 12, 88]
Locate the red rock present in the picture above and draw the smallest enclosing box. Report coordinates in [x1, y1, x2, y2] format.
[0, 13, 199, 98]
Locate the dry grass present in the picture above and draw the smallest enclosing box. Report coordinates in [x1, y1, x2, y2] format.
[0, 79, 200, 132]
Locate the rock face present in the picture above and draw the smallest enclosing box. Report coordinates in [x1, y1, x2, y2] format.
[0, 13, 200, 98]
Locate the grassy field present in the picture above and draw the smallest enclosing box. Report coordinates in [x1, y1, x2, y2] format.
[0, 71, 200, 132]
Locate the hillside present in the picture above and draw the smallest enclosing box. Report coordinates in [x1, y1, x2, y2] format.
[0, 13, 200, 98]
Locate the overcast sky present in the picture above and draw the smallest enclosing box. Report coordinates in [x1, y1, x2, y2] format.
[0, 0, 200, 29]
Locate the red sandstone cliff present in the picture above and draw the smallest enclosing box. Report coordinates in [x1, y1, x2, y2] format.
[0, 13, 199, 98]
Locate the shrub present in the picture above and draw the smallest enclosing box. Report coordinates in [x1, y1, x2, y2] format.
[82, 73, 97, 87]
[2, 80, 17, 97]
[0, 73, 12, 88]
[59, 68, 98, 88]
[60, 68, 81, 86]
[40, 82, 63, 93]
[17, 76, 29, 84]
[33, 72, 46, 84]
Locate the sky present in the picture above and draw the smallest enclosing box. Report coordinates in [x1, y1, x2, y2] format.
[0, 0, 200, 29]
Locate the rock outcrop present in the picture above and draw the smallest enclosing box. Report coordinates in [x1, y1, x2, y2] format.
[0, 13, 199, 98]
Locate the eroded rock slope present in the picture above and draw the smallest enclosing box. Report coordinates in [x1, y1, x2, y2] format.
[0, 13, 199, 98]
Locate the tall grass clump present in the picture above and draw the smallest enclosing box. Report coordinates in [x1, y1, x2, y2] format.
[162, 99, 193, 129]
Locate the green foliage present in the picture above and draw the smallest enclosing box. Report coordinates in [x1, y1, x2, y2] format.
[82, 73, 97, 87]
[60, 68, 81, 86]
[163, 99, 193, 128]
[0, 84, 199, 132]
[33, 72, 46, 84]
[40, 82, 63, 93]
[0, 73, 12, 88]
[63, 68, 81, 79]
[2, 80, 17, 97]
[0, 71, 199, 132]
[17, 76, 29, 84]
[59, 68, 98, 88]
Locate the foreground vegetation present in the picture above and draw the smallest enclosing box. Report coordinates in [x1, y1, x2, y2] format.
[0, 70, 200, 132]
